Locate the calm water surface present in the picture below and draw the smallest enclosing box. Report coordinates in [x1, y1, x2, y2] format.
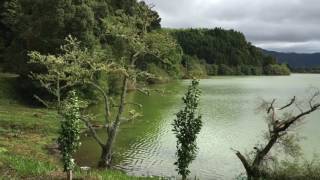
[76, 74, 320, 179]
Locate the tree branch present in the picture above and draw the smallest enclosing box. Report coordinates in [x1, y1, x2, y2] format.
[267, 99, 276, 114]
[33, 95, 50, 108]
[278, 96, 295, 110]
[80, 117, 105, 148]
[232, 149, 252, 176]
[87, 81, 111, 125]
[277, 103, 320, 132]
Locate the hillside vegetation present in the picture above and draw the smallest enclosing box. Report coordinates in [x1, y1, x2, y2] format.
[171, 28, 290, 76]
[0, 0, 290, 103]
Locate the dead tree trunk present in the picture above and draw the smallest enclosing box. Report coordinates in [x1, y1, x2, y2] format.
[234, 94, 320, 180]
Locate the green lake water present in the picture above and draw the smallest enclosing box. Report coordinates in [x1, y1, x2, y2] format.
[75, 74, 320, 179]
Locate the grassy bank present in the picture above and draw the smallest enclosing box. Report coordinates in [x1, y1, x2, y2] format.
[0, 73, 157, 179]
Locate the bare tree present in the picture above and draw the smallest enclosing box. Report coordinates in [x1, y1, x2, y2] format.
[234, 92, 320, 180]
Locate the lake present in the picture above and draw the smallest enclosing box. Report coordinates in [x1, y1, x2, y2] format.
[75, 74, 320, 179]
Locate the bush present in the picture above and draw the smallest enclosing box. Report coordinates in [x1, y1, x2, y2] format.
[266, 157, 320, 180]
[218, 64, 234, 75]
[206, 64, 218, 75]
[182, 55, 207, 78]
[144, 63, 170, 84]
[264, 64, 291, 75]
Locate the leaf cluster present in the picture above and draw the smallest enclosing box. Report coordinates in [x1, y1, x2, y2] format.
[58, 91, 84, 172]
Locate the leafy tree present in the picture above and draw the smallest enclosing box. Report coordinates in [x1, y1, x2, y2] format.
[96, 5, 174, 167]
[173, 79, 202, 180]
[58, 91, 83, 180]
[29, 2, 176, 168]
[181, 54, 207, 78]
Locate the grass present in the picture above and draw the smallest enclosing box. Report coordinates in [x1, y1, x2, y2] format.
[0, 73, 158, 179]
[1, 153, 56, 178]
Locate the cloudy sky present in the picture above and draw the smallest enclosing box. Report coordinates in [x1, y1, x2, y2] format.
[144, 0, 320, 53]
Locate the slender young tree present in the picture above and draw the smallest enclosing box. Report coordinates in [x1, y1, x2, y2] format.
[173, 79, 202, 180]
[58, 91, 83, 180]
[234, 92, 320, 180]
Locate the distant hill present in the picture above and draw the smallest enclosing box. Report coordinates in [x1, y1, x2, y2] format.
[263, 50, 320, 68]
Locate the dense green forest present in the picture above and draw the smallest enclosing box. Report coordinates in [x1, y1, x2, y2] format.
[0, 0, 290, 102]
[0, 0, 179, 101]
[170, 28, 290, 76]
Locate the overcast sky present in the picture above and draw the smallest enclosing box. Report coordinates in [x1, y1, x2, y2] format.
[144, 0, 320, 53]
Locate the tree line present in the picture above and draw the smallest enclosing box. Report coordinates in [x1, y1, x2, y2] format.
[0, 0, 291, 103]
[0, 0, 180, 102]
[170, 28, 290, 76]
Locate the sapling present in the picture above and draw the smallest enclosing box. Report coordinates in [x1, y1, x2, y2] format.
[173, 79, 202, 180]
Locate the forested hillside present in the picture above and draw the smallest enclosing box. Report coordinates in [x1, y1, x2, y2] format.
[0, 0, 183, 101]
[0, 0, 290, 103]
[170, 28, 290, 76]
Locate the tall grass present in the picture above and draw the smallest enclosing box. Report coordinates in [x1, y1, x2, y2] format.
[2, 154, 56, 177]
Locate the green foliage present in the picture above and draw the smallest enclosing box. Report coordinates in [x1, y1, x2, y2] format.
[143, 63, 170, 84]
[102, 9, 182, 82]
[74, 169, 158, 180]
[206, 64, 218, 76]
[58, 91, 83, 172]
[171, 28, 265, 65]
[172, 79, 202, 179]
[28, 35, 108, 105]
[0, 74, 155, 180]
[3, 154, 56, 177]
[141, 30, 182, 78]
[182, 54, 207, 78]
[264, 64, 291, 75]
[265, 156, 320, 180]
[170, 28, 289, 75]
[218, 64, 234, 75]
[107, 72, 124, 95]
[1, 0, 163, 101]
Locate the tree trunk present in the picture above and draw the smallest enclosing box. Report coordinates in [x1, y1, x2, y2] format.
[98, 76, 128, 168]
[98, 146, 112, 168]
[67, 170, 72, 180]
[182, 174, 186, 180]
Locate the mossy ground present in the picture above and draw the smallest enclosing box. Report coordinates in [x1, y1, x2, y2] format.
[0, 73, 157, 179]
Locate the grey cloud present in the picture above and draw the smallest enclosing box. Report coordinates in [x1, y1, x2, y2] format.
[144, 0, 320, 53]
